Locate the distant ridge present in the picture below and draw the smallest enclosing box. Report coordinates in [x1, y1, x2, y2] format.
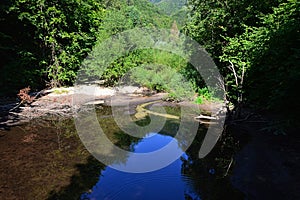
[149, 0, 188, 27]
[149, 0, 187, 15]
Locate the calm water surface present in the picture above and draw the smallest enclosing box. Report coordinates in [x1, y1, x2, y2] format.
[78, 105, 242, 200]
[0, 105, 243, 200]
[81, 133, 200, 200]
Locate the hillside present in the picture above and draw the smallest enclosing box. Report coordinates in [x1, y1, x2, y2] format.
[150, 0, 187, 15]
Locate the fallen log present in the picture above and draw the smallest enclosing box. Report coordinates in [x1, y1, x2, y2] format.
[194, 114, 217, 120]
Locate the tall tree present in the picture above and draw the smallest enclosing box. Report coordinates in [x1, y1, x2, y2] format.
[1, 0, 105, 93]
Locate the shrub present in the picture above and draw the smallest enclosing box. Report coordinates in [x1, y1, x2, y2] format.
[129, 64, 194, 101]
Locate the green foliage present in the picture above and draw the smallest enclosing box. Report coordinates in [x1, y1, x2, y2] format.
[0, 0, 175, 95]
[130, 64, 194, 101]
[1, 0, 105, 93]
[184, 0, 283, 74]
[185, 0, 299, 123]
[83, 17, 187, 86]
[170, 7, 189, 28]
[77, 0, 180, 89]
[185, 0, 281, 51]
[152, 0, 187, 16]
[96, 0, 172, 42]
[194, 87, 220, 104]
[84, 42, 193, 101]
[198, 87, 212, 100]
[220, 0, 300, 113]
[86, 41, 189, 85]
[194, 96, 203, 104]
[149, 0, 188, 28]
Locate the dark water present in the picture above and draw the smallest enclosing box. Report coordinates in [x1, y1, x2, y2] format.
[0, 105, 243, 200]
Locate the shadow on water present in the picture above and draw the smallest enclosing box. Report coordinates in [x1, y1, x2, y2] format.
[0, 116, 103, 200]
[0, 94, 47, 131]
[0, 106, 22, 131]
[181, 125, 245, 200]
[47, 156, 106, 200]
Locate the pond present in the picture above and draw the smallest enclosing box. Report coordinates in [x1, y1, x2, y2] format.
[0, 104, 243, 200]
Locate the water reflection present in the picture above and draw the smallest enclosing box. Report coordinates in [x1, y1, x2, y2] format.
[0, 105, 243, 200]
[81, 134, 201, 200]
[79, 105, 242, 200]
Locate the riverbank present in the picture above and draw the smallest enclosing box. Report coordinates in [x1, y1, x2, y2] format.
[0, 86, 221, 129]
[0, 90, 227, 200]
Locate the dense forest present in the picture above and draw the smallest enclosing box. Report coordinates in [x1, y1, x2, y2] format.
[185, 0, 300, 124]
[1, 0, 299, 124]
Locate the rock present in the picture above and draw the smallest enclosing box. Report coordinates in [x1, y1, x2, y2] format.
[117, 86, 139, 94]
[75, 85, 115, 96]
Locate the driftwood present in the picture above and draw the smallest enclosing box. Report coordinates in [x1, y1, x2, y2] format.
[195, 115, 217, 120]
[135, 100, 180, 120]
[9, 88, 46, 112]
[194, 114, 219, 125]
[197, 120, 218, 125]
